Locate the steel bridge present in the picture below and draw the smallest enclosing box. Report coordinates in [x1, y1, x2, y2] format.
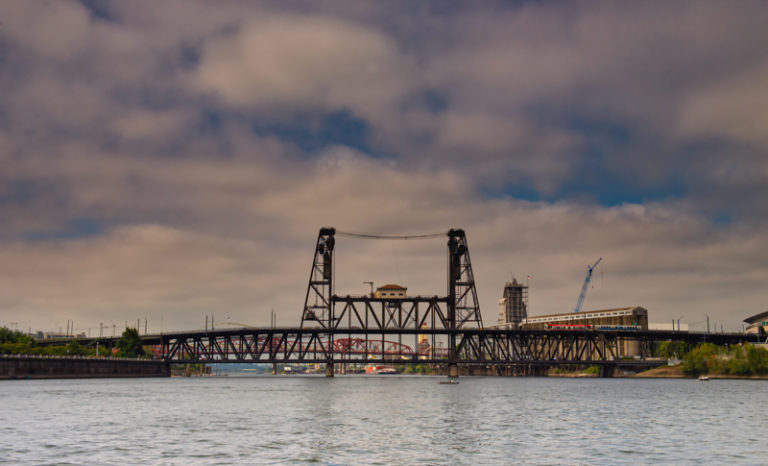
[44, 227, 762, 376]
[155, 327, 753, 366]
[156, 227, 759, 376]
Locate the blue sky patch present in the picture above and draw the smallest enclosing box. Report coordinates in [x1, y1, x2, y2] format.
[251, 110, 374, 155]
[79, 0, 116, 22]
[24, 218, 105, 243]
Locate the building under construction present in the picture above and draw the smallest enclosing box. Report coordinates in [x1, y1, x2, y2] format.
[496, 279, 528, 329]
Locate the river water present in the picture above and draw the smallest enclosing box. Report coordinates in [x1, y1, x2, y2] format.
[1, 375, 765, 465]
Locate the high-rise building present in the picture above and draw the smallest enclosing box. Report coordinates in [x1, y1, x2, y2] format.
[497, 279, 528, 328]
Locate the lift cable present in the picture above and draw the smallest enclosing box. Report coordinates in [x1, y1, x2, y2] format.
[335, 230, 444, 240]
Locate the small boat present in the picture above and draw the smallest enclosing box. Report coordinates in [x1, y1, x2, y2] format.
[438, 379, 459, 385]
[697, 375, 710, 381]
[365, 365, 398, 375]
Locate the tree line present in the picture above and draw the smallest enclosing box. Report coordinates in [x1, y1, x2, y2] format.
[1, 326, 147, 358]
[657, 340, 768, 376]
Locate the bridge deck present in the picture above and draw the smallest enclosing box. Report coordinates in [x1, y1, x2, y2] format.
[36, 328, 759, 366]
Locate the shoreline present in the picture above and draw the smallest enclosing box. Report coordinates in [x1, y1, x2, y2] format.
[545, 365, 768, 380]
[629, 365, 768, 380]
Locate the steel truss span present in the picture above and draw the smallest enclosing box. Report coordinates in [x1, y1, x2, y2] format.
[159, 328, 756, 365]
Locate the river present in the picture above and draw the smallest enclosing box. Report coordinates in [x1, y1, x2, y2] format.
[1, 375, 765, 465]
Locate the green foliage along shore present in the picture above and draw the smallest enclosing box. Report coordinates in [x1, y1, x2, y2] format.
[681, 343, 768, 376]
[1, 326, 150, 359]
[115, 328, 146, 358]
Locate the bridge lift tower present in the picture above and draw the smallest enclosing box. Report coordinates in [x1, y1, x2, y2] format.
[299, 227, 484, 378]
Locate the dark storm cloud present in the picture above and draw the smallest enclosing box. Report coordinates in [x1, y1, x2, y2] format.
[0, 0, 766, 332]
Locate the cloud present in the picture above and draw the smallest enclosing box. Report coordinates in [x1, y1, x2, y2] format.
[677, 66, 768, 146]
[0, 225, 284, 330]
[192, 13, 414, 119]
[0, 0, 91, 62]
[0, 0, 767, 334]
[2, 144, 767, 332]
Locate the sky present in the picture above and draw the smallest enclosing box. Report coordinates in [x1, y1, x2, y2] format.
[1, 0, 767, 335]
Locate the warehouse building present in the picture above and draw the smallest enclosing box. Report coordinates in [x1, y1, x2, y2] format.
[520, 307, 648, 358]
[744, 310, 768, 336]
[520, 307, 649, 331]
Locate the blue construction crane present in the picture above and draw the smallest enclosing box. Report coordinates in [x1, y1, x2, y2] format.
[573, 257, 602, 313]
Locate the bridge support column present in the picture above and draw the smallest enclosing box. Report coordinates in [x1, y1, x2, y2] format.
[448, 363, 459, 378]
[600, 364, 615, 378]
[325, 363, 334, 378]
[272, 363, 277, 375]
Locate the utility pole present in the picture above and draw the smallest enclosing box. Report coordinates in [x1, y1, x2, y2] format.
[705, 314, 710, 334]
[364, 281, 374, 297]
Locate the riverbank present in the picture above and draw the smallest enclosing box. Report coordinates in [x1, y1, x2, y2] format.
[548, 371, 599, 378]
[630, 365, 688, 378]
[631, 364, 768, 380]
[0, 354, 170, 379]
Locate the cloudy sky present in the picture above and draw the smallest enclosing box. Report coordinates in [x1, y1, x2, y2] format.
[1, 0, 767, 334]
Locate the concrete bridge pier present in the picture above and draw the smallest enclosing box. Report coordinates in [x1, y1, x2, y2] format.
[448, 363, 459, 378]
[325, 362, 334, 377]
[600, 364, 615, 378]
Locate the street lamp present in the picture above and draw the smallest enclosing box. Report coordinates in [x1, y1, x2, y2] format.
[364, 281, 374, 297]
[676, 316, 685, 332]
[714, 320, 724, 334]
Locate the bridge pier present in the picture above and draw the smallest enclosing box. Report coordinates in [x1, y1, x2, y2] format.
[448, 363, 459, 378]
[325, 362, 334, 378]
[600, 364, 615, 378]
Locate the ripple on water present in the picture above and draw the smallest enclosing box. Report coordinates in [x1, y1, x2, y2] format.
[1, 377, 767, 464]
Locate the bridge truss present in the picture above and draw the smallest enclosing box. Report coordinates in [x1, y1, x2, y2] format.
[158, 327, 755, 368]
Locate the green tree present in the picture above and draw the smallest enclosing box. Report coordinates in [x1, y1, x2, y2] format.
[0, 327, 34, 345]
[728, 355, 750, 375]
[115, 328, 146, 358]
[746, 344, 768, 374]
[66, 340, 87, 356]
[682, 343, 716, 375]
[656, 340, 689, 359]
